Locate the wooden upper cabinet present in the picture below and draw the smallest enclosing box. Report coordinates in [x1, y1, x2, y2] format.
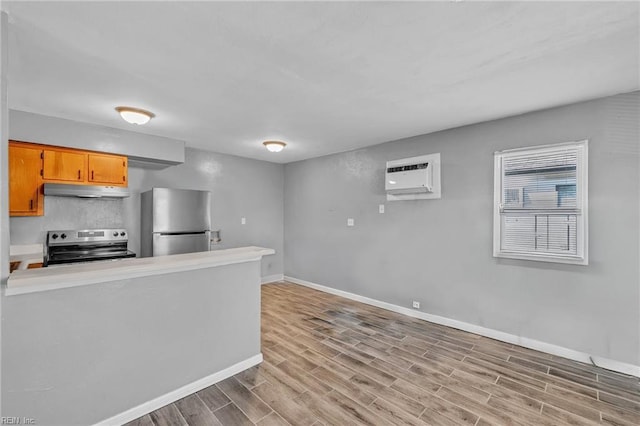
[8, 141, 129, 216]
[43, 149, 87, 183]
[88, 153, 127, 186]
[9, 143, 43, 216]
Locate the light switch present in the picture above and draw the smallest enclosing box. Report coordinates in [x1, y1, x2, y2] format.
[379, 204, 385, 214]
[241, 217, 246, 225]
[347, 218, 355, 227]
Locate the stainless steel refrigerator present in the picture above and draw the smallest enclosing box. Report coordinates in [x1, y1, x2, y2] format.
[141, 188, 211, 257]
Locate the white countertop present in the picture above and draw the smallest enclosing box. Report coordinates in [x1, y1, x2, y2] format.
[9, 244, 44, 269]
[6, 246, 275, 296]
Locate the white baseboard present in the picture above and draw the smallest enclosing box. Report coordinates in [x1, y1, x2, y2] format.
[94, 353, 263, 426]
[284, 276, 640, 378]
[261, 274, 284, 284]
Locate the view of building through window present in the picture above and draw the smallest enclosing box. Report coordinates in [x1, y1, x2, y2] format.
[494, 141, 587, 264]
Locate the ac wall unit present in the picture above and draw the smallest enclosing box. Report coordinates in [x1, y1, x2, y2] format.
[385, 153, 441, 201]
[386, 162, 433, 194]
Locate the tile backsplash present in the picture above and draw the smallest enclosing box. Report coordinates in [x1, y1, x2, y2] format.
[9, 196, 125, 245]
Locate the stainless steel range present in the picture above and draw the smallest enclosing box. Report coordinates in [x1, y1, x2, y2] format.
[43, 229, 136, 267]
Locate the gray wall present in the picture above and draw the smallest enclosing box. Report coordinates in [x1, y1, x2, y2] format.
[9, 146, 285, 279]
[0, 10, 9, 418]
[284, 92, 640, 366]
[124, 147, 284, 278]
[2, 260, 262, 425]
[9, 197, 127, 245]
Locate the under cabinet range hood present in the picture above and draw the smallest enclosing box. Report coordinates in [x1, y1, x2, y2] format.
[44, 183, 130, 199]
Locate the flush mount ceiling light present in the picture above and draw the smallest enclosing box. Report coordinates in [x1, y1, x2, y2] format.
[115, 106, 155, 125]
[263, 140, 287, 152]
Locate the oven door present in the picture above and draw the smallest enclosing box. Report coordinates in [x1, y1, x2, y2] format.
[152, 231, 211, 257]
[44, 243, 135, 266]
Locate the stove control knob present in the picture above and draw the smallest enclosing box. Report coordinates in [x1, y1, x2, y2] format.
[113, 231, 119, 237]
[51, 233, 59, 240]
[120, 232, 126, 237]
[60, 233, 67, 239]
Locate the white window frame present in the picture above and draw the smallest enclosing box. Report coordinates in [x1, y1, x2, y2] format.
[493, 140, 588, 265]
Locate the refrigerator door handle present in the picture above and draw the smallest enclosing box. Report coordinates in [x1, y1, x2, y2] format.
[152, 231, 211, 257]
[156, 231, 209, 236]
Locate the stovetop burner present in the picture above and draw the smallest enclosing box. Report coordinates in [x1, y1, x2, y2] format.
[44, 229, 136, 266]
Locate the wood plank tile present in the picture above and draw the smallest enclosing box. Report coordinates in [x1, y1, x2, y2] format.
[426, 344, 467, 362]
[292, 333, 341, 358]
[123, 414, 154, 426]
[464, 355, 547, 390]
[497, 376, 602, 423]
[548, 367, 640, 403]
[599, 390, 640, 414]
[253, 381, 318, 425]
[601, 411, 640, 426]
[350, 373, 425, 417]
[598, 373, 640, 392]
[368, 397, 428, 426]
[262, 346, 287, 365]
[420, 407, 470, 426]
[294, 390, 363, 426]
[391, 378, 441, 403]
[408, 363, 491, 403]
[321, 337, 376, 363]
[274, 360, 333, 396]
[486, 395, 556, 426]
[418, 391, 479, 426]
[449, 369, 542, 414]
[256, 412, 289, 426]
[258, 361, 309, 398]
[372, 359, 442, 394]
[149, 404, 187, 426]
[234, 365, 268, 389]
[334, 352, 396, 386]
[197, 385, 231, 412]
[354, 342, 415, 369]
[269, 344, 319, 371]
[322, 389, 381, 425]
[212, 403, 253, 426]
[175, 394, 223, 426]
[508, 355, 551, 373]
[311, 366, 375, 405]
[541, 403, 601, 426]
[216, 377, 272, 422]
[436, 386, 526, 426]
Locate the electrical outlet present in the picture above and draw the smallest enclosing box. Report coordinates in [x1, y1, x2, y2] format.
[347, 218, 355, 227]
[379, 204, 385, 214]
[241, 217, 246, 225]
[412, 301, 420, 309]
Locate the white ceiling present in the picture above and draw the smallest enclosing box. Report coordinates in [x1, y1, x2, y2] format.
[3, 1, 639, 164]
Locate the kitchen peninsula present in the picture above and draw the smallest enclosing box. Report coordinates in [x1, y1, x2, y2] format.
[6, 245, 274, 295]
[3, 246, 274, 425]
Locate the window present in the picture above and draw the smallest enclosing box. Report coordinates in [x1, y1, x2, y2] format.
[493, 140, 588, 265]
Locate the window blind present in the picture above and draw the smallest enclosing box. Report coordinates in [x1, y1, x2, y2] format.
[494, 141, 587, 264]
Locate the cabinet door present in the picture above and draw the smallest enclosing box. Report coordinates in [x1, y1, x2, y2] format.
[88, 154, 127, 186]
[9, 144, 43, 216]
[43, 149, 86, 182]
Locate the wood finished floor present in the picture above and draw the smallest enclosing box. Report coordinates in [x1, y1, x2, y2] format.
[127, 282, 640, 426]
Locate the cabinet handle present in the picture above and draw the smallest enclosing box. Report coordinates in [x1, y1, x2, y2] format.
[30, 199, 33, 210]
[123, 176, 125, 182]
[91, 170, 94, 180]
[78, 170, 81, 180]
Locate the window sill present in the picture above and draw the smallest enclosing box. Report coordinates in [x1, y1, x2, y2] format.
[494, 251, 588, 266]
